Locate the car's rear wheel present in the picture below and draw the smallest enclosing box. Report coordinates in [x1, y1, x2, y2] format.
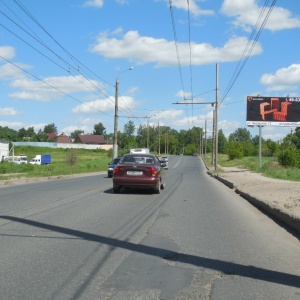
[113, 186, 120, 193]
[155, 181, 161, 194]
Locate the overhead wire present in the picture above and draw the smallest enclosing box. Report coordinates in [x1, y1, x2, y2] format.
[169, 0, 186, 99]
[169, 0, 196, 129]
[219, 0, 277, 106]
[0, 0, 139, 127]
[0, 54, 113, 117]
[187, 0, 194, 124]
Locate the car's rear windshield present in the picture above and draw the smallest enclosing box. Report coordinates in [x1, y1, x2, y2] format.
[121, 155, 155, 164]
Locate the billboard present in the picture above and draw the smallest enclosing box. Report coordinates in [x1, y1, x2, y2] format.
[246, 96, 300, 127]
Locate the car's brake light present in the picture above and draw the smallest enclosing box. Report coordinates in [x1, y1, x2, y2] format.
[151, 167, 157, 176]
[114, 166, 120, 175]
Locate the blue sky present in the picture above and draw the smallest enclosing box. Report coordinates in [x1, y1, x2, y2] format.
[0, 0, 299, 141]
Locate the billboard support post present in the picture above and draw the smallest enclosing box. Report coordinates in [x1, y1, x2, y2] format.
[259, 126, 262, 169]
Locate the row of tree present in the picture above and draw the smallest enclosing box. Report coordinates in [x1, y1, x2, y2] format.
[1, 121, 300, 167]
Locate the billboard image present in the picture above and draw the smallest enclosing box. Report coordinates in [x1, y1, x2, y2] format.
[246, 96, 300, 127]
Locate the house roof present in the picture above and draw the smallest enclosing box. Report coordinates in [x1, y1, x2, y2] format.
[76, 134, 106, 144]
[56, 133, 72, 143]
[47, 133, 57, 139]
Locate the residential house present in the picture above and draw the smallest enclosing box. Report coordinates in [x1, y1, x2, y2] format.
[56, 133, 72, 143]
[75, 134, 107, 145]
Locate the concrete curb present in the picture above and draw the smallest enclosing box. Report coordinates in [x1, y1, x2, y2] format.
[207, 171, 300, 234]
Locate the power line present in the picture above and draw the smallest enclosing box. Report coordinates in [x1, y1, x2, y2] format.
[0, 0, 139, 123]
[220, 0, 277, 105]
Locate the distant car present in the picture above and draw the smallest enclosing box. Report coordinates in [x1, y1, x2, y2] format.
[112, 153, 167, 194]
[161, 156, 168, 162]
[107, 157, 121, 178]
[159, 159, 168, 170]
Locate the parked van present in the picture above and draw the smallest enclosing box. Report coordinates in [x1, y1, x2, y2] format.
[130, 148, 150, 154]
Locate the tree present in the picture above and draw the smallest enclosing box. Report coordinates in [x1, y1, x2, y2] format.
[228, 128, 251, 142]
[27, 127, 35, 138]
[0, 126, 18, 141]
[93, 122, 106, 135]
[226, 141, 244, 160]
[136, 124, 148, 148]
[18, 128, 28, 140]
[123, 120, 135, 137]
[266, 139, 277, 156]
[33, 131, 49, 142]
[218, 129, 227, 154]
[44, 123, 57, 134]
[70, 129, 84, 139]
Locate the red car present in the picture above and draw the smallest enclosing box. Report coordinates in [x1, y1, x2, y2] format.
[112, 153, 167, 194]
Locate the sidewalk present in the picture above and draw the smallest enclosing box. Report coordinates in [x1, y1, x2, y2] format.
[207, 167, 300, 233]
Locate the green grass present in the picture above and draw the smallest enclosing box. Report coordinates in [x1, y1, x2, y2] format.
[203, 153, 300, 181]
[3, 147, 300, 182]
[0, 146, 112, 180]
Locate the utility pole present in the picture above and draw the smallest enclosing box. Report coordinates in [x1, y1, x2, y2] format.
[112, 67, 133, 160]
[147, 117, 149, 149]
[204, 120, 207, 158]
[112, 77, 119, 160]
[214, 63, 219, 171]
[200, 127, 203, 156]
[211, 110, 215, 165]
[158, 121, 160, 156]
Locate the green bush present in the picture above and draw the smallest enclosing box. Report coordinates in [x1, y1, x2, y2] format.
[0, 164, 7, 174]
[65, 150, 78, 166]
[226, 142, 244, 160]
[278, 147, 300, 167]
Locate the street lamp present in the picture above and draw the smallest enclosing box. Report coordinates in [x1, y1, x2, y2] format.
[112, 67, 133, 159]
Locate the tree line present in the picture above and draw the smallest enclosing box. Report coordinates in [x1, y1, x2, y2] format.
[1, 121, 300, 168]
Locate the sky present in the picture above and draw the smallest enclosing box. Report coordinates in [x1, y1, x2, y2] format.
[0, 0, 299, 141]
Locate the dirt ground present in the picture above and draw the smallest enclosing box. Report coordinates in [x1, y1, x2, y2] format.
[0, 172, 103, 188]
[214, 167, 300, 219]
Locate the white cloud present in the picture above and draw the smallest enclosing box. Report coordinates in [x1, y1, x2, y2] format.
[0, 120, 24, 129]
[260, 64, 300, 91]
[0, 107, 20, 116]
[90, 30, 262, 66]
[27, 123, 47, 132]
[0, 46, 15, 60]
[221, 0, 300, 32]
[168, 0, 214, 16]
[176, 90, 192, 99]
[0, 63, 29, 80]
[84, 0, 103, 8]
[9, 75, 103, 101]
[116, 0, 129, 4]
[151, 109, 183, 120]
[72, 95, 138, 114]
[61, 125, 90, 136]
[218, 119, 241, 135]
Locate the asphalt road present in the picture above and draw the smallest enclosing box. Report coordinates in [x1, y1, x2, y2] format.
[0, 156, 299, 300]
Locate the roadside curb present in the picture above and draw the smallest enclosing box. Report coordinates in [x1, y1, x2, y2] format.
[207, 170, 300, 234]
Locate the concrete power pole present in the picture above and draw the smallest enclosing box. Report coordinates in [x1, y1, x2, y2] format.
[214, 63, 219, 171]
[158, 122, 160, 156]
[112, 77, 119, 160]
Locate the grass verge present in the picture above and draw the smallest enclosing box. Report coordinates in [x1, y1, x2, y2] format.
[203, 153, 300, 181]
[0, 146, 111, 180]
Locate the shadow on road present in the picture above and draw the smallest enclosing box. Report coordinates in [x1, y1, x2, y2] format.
[1, 215, 299, 289]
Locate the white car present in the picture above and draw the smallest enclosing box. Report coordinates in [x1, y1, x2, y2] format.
[161, 156, 168, 163]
